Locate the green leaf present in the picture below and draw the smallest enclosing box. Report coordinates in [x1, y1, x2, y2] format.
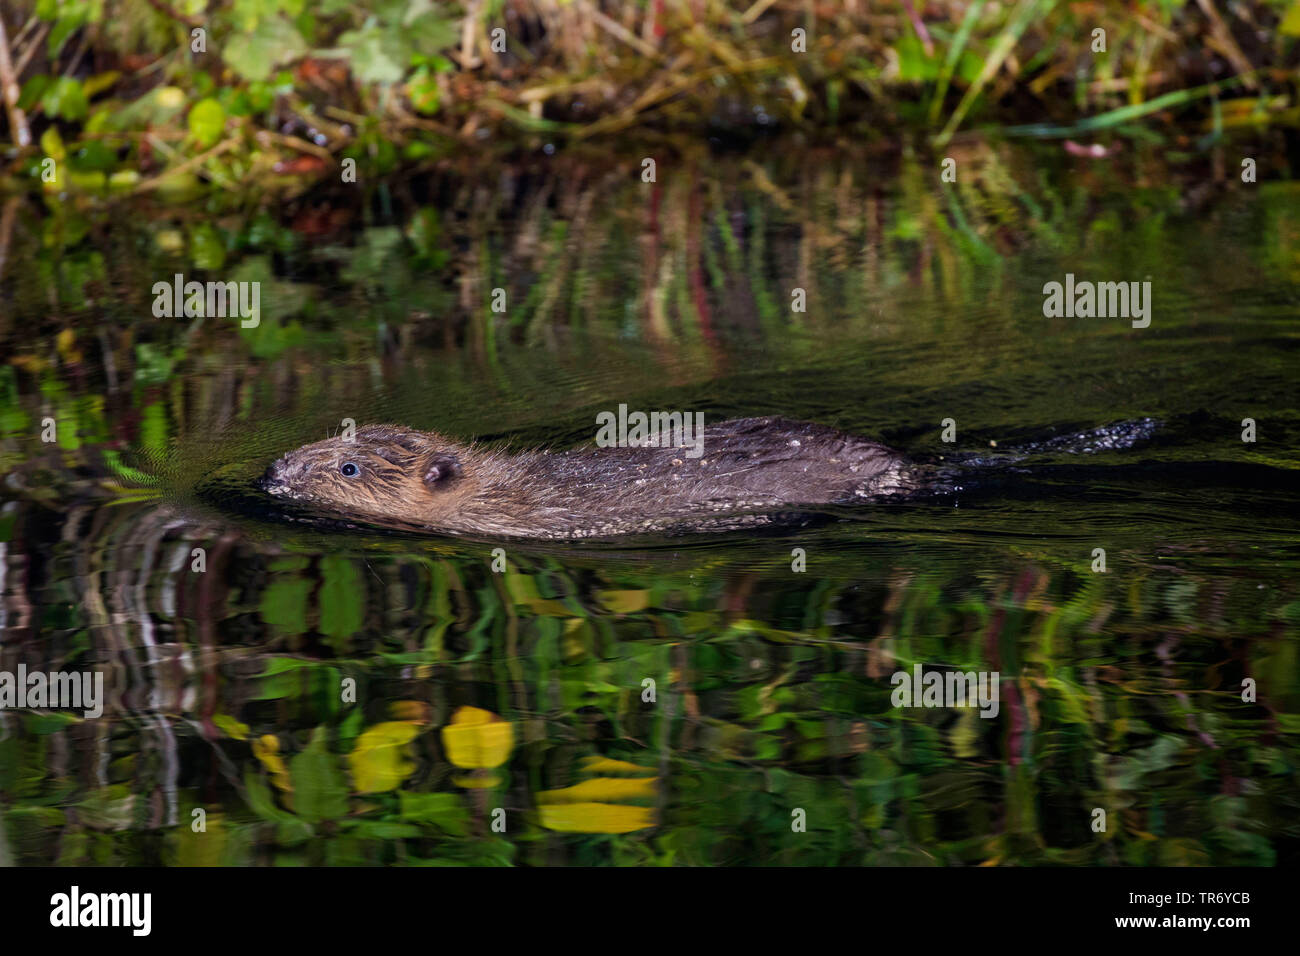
[398, 791, 470, 834]
[259, 577, 313, 635]
[319, 554, 365, 640]
[406, 207, 448, 266]
[39, 126, 65, 163]
[42, 77, 89, 121]
[189, 223, 226, 271]
[77, 785, 136, 830]
[18, 76, 50, 112]
[48, 15, 87, 59]
[1282, 2, 1300, 36]
[338, 25, 408, 85]
[102, 86, 187, 131]
[70, 141, 117, 172]
[347, 821, 424, 840]
[231, 0, 286, 32]
[25, 711, 79, 735]
[290, 727, 350, 823]
[244, 769, 313, 844]
[187, 97, 226, 148]
[225, 17, 307, 82]
[81, 71, 120, 99]
[406, 12, 458, 58]
[141, 401, 169, 452]
[106, 170, 138, 192]
[407, 65, 441, 115]
[258, 657, 314, 677]
[212, 714, 250, 740]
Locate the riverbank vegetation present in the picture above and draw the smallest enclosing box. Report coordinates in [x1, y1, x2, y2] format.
[1, 1, 1298, 196]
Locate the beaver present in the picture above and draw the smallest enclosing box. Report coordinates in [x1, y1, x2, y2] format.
[259, 417, 923, 539]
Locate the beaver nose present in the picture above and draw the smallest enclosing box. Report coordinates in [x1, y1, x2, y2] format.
[257, 462, 281, 492]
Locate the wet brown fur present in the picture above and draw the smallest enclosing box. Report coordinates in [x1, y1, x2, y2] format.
[261, 417, 916, 539]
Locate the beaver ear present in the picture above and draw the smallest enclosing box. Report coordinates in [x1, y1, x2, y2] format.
[423, 452, 462, 487]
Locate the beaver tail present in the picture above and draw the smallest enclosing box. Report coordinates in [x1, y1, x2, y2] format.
[912, 417, 1161, 496]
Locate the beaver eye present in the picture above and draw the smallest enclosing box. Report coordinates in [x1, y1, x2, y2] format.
[340, 462, 360, 478]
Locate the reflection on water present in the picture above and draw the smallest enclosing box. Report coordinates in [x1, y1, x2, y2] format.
[0, 142, 1297, 865]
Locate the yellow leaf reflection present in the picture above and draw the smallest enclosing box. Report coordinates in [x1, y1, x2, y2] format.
[536, 777, 657, 804]
[535, 758, 659, 833]
[452, 773, 503, 789]
[348, 721, 420, 794]
[596, 589, 650, 613]
[441, 706, 514, 769]
[537, 802, 657, 834]
[578, 756, 657, 776]
[253, 734, 292, 793]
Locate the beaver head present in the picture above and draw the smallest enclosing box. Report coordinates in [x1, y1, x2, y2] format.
[259, 424, 466, 527]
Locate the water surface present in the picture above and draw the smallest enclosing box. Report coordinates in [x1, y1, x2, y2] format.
[1, 143, 1297, 865]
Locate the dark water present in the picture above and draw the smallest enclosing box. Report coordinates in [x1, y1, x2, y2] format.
[1, 144, 1298, 865]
